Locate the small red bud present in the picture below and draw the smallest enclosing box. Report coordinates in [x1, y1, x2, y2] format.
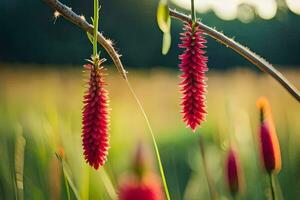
[225, 147, 242, 197]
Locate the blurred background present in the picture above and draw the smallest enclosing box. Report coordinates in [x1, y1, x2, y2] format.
[0, 0, 300, 199]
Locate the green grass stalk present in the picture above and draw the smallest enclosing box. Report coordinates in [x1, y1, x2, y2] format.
[93, 0, 99, 57]
[63, 172, 71, 200]
[269, 173, 276, 200]
[199, 136, 218, 200]
[15, 131, 26, 200]
[126, 80, 171, 200]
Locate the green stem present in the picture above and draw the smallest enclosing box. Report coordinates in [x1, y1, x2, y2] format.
[93, 0, 99, 57]
[126, 80, 171, 200]
[191, 0, 196, 24]
[199, 136, 218, 200]
[64, 171, 71, 200]
[269, 173, 276, 200]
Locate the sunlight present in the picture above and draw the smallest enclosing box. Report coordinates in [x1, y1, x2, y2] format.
[286, 0, 300, 15]
[171, 0, 297, 21]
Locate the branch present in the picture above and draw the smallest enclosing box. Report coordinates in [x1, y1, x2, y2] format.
[42, 0, 299, 102]
[169, 9, 300, 102]
[43, 0, 127, 80]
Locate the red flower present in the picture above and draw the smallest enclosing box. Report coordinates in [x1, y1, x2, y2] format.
[259, 122, 281, 173]
[225, 147, 242, 197]
[118, 174, 164, 200]
[257, 97, 281, 174]
[82, 59, 109, 169]
[178, 22, 208, 132]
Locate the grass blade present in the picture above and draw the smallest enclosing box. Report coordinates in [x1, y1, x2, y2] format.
[98, 168, 117, 200]
[56, 153, 81, 200]
[125, 80, 171, 200]
[15, 128, 26, 200]
[63, 172, 71, 200]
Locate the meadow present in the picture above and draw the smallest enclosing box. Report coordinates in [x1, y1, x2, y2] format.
[0, 64, 299, 200]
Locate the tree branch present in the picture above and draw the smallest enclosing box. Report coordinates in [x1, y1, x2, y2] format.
[43, 0, 127, 79]
[169, 9, 300, 102]
[42, 0, 299, 102]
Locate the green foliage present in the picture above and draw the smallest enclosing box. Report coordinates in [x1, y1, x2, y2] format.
[86, 32, 94, 45]
[157, 0, 171, 33]
[162, 32, 171, 55]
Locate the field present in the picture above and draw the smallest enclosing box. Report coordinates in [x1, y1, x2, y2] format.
[0, 64, 299, 200]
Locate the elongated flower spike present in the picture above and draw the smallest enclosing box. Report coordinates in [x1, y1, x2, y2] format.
[257, 97, 281, 174]
[178, 22, 208, 132]
[225, 146, 242, 197]
[82, 58, 110, 170]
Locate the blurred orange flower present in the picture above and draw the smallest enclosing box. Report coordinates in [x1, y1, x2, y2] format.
[257, 97, 281, 173]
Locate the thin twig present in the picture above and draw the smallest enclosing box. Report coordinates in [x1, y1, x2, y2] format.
[169, 9, 300, 102]
[42, 0, 127, 79]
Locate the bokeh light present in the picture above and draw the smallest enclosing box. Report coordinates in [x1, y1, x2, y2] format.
[171, 0, 299, 22]
[286, 0, 300, 15]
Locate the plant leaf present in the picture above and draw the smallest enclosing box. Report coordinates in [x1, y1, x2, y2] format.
[62, 161, 81, 200]
[56, 154, 81, 200]
[125, 81, 171, 200]
[86, 32, 94, 44]
[162, 32, 171, 55]
[157, 0, 171, 33]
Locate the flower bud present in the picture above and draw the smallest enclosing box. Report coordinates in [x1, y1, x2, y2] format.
[257, 97, 281, 173]
[225, 147, 242, 197]
[118, 174, 164, 200]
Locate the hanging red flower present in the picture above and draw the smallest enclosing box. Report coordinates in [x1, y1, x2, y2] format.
[178, 22, 208, 132]
[82, 58, 110, 169]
